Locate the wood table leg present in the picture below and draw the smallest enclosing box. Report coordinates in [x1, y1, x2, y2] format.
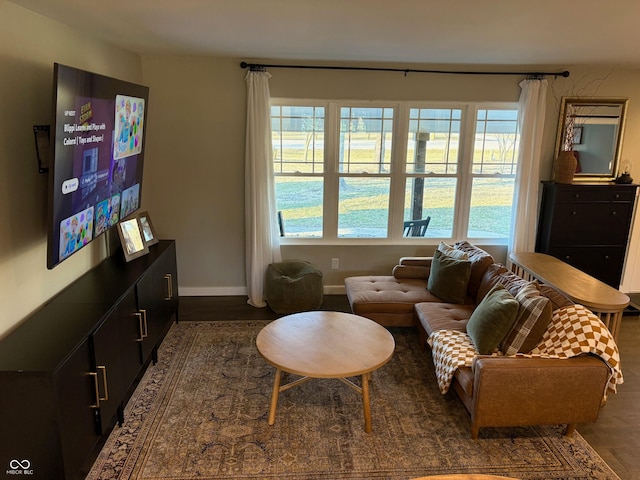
[362, 372, 372, 433]
[268, 368, 282, 426]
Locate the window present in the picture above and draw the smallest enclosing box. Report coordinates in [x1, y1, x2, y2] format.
[405, 107, 461, 238]
[271, 100, 519, 243]
[271, 105, 325, 237]
[468, 109, 519, 238]
[338, 107, 394, 238]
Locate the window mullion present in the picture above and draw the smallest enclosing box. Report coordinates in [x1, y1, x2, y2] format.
[323, 102, 340, 239]
[388, 103, 408, 241]
[454, 105, 476, 239]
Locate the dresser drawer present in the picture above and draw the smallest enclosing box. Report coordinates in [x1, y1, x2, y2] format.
[555, 186, 636, 204]
[548, 202, 632, 246]
[547, 246, 625, 288]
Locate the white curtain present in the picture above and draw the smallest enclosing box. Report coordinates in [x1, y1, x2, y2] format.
[245, 69, 281, 307]
[508, 77, 548, 260]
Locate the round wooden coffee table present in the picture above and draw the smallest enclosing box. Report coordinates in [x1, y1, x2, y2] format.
[256, 311, 395, 433]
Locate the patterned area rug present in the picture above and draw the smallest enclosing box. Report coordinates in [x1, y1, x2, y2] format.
[87, 321, 619, 480]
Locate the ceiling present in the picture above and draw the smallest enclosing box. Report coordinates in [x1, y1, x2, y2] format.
[10, 0, 640, 67]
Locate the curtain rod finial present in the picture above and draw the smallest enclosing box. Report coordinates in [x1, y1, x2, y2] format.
[240, 62, 249, 69]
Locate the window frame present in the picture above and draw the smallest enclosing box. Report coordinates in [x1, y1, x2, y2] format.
[271, 98, 519, 246]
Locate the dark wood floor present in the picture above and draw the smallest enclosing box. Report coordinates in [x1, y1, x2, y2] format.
[178, 295, 640, 480]
[578, 310, 640, 480]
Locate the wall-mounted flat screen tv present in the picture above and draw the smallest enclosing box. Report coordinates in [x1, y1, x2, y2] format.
[47, 63, 150, 269]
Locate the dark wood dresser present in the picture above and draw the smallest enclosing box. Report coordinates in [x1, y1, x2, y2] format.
[535, 182, 638, 289]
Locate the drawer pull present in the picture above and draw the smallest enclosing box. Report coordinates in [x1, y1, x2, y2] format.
[571, 211, 577, 215]
[615, 194, 621, 199]
[612, 211, 617, 216]
[565, 255, 571, 260]
[604, 255, 610, 260]
[574, 193, 580, 198]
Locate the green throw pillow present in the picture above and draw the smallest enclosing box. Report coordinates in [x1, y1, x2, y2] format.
[427, 250, 471, 304]
[466, 283, 519, 354]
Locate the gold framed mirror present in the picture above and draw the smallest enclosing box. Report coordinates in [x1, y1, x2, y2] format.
[553, 97, 628, 182]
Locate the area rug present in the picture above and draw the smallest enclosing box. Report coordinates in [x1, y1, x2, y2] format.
[87, 321, 619, 480]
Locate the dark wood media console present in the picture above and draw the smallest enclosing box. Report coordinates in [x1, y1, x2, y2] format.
[0, 240, 178, 480]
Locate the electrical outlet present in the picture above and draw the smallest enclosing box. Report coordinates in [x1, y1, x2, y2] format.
[331, 258, 339, 269]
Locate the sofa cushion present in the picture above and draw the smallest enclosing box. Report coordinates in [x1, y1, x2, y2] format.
[427, 250, 471, 304]
[399, 257, 432, 268]
[501, 282, 553, 355]
[345, 276, 439, 317]
[392, 264, 430, 279]
[415, 302, 476, 336]
[454, 241, 494, 299]
[476, 263, 529, 303]
[466, 283, 519, 354]
[476, 263, 508, 303]
[539, 284, 574, 311]
[438, 241, 469, 260]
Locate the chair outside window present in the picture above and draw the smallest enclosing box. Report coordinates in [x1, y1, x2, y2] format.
[403, 217, 431, 237]
[277, 211, 285, 237]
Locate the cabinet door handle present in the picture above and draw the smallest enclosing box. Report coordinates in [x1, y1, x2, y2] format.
[141, 309, 148, 338]
[135, 312, 147, 341]
[164, 274, 173, 300]
[571, 211, 577, 215]
[89, 372, 100, 408]
[97, 365, 109, 401]
[89, 367, 109, 408]
[611, 211, 617, 216]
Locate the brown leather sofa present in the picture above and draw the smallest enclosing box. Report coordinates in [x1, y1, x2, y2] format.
[344, 242, 612, 439]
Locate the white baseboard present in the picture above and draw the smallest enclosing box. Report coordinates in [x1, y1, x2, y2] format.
[179, 285, 346, 296]
[179, 287, 247, 296]
[323, 285, 346, 295]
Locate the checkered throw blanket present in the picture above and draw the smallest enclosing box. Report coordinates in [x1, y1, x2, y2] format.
[427, 304, 623, 395]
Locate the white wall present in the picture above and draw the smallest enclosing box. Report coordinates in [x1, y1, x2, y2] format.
[0, 1, 143, 338]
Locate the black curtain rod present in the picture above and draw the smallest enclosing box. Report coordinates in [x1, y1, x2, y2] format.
[240, 61, 570, 78]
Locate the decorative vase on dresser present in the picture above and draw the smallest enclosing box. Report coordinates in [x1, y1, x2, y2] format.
[552, 150, 578, 184]
[535, 182, 638, 288]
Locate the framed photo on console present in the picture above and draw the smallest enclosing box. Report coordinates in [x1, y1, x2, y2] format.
[117, 216, 149, 262]
[137, 211, 159, 247]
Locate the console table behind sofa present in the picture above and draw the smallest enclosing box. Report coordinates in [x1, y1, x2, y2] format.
[509, 251, 629, 340]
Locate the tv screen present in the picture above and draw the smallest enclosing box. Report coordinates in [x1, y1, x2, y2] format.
[47, 63, 149, 269]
